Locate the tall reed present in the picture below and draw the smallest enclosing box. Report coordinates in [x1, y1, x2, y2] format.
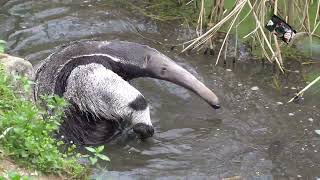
[183, 0, 320, 71]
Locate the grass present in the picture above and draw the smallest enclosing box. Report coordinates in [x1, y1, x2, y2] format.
[0, 66, 87, 179]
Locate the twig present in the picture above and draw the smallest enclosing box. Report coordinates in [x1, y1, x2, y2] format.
[0, 127, 12, 139]
[288, 75, 320, 103]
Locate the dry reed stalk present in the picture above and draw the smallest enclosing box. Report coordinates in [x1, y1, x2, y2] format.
[196, 0, 205, 36]
[312, 0, 320, 34]
[273, 0, 283, 66]
[288, 75, 320, 103]
[215, 1, 245, 65]
[247, 0, 284, 72]
[182, 0, 246, 52]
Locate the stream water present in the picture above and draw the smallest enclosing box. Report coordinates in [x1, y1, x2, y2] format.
[0, 0, 319, 179]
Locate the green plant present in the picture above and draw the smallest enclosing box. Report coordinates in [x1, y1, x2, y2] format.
[84, 146, 110, 166]
[0, 171, 30, 180]
[0, 40, 6, 53]
[0, 66, 86, 178]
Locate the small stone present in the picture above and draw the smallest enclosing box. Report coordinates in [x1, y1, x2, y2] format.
[284, 86, 289, 89]
[251, 86, 259, 91]
[297, 175, 302, 178]
[226, 69, 232, 72]
[288, 113, 294, 116]
[128, 147, 141, 153]
[164, 39, 168, 41]
[265, 106, 269, 109]
[276, 102, 283, 105]
[238, 83, 242, 86]
[308, 118, 314, 122]
[291, 87, 297, 90]
[314, 150, 318, 153]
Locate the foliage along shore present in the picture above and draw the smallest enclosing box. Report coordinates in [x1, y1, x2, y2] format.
[0, 60, 89, 179]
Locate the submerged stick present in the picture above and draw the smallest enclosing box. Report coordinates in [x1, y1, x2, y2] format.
[288, 75, 320, 103]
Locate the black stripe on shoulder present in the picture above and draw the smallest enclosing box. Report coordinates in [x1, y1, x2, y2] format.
[129, 95, 148, 111]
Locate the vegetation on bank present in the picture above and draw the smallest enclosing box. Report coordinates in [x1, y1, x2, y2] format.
[0, 39, 111, 179]
[0, 66, 87, 178]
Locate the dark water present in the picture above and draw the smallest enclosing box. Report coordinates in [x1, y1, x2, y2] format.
[1, 1, 320, 179]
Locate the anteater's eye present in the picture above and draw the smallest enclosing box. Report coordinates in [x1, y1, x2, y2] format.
[161, 67, 167, 75]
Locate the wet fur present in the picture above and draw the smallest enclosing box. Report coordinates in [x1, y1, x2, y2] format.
[61, 63, 151, 144]
[34, 40, 168, 144]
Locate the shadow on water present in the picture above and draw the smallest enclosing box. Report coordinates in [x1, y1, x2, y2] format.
[0, 0, 319, 179]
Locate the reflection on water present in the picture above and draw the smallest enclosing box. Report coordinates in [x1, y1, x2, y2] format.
[0, 0, 319, 179]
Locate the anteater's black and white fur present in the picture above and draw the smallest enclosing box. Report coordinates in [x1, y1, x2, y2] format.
[34, 40, 220, 145]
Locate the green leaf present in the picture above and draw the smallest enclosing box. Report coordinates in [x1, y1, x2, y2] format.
[85, 147, 96, 153]
[0, 40, 6, 53]
[89, 157, 98, 165]
[8, 171, 22, 180]
[96, 145, 104, 153]
[96, 154, 110, 161]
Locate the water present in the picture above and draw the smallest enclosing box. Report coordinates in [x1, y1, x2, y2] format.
[1, 0, 319, 179]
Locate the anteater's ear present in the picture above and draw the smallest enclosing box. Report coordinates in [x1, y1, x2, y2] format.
[143, 54, 151, 68]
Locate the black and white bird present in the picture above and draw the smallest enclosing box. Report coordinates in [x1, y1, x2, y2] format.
[34, 40, 220, 145]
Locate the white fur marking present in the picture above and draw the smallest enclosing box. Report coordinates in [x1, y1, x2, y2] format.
[72, 53, 121, 62]
[65, 64, 152, 126]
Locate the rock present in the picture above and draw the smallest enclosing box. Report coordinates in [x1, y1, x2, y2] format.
[0, 53, 34, 99]
[0, 53, 34, 80]
[251, 86, 259, 91]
